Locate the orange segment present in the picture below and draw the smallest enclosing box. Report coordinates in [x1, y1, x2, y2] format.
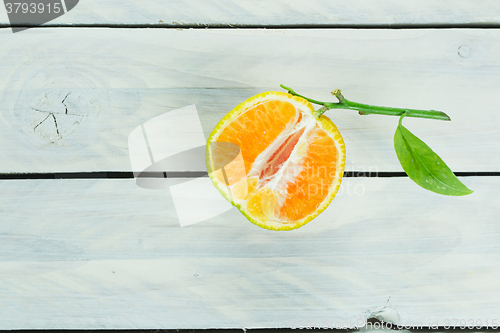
[215, 100, 298, 173]
[278, 125, 340, 222]
[206, 91, 346, 231]
[247, 188, 277, 221]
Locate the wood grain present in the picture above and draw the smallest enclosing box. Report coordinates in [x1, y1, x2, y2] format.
[0, 28, 499, 173]
[0, 176, 495, 329]
[1, 0, 500, 26]
[0, 1, 497, 330]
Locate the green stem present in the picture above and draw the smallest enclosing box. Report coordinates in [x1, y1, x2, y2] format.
[280, 84, 451, 121]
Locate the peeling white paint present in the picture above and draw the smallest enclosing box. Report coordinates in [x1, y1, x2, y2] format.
[369, 305, 401, 324]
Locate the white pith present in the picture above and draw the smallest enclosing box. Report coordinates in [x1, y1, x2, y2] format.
[246, 112, 316, 207]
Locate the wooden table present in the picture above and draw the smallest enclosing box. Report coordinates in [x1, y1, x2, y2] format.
[0, 1, 499, 329]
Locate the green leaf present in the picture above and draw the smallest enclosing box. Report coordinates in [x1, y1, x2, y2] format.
[394, 114, 473, 196]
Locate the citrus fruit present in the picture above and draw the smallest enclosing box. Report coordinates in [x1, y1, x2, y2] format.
[206, 91, 346, 231]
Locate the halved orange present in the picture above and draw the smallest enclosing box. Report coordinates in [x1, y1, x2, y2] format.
[206, 91, 346, 231]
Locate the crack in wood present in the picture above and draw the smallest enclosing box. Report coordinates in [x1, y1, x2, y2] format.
[30, 105, 89, 117]
[33, 114, 51, 131]
[61, 92, 70, 115]
[30, 107, 50, 113]
[32, 109, 62, 138]
[51, 114, 61, 137]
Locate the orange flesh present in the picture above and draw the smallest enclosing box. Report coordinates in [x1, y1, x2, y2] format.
[216, 100, 298, 174]
[278, 125, 339, 222]
[211, 98, 341, 225]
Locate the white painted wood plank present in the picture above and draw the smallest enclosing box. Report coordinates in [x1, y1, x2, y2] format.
[1, 0, 500, 26]
[0, 177, 496, 329]
[0, 28, 499, 172]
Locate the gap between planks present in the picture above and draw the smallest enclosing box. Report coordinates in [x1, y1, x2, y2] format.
[2, 0, 500, 26]
[0, 171, 498, 180]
